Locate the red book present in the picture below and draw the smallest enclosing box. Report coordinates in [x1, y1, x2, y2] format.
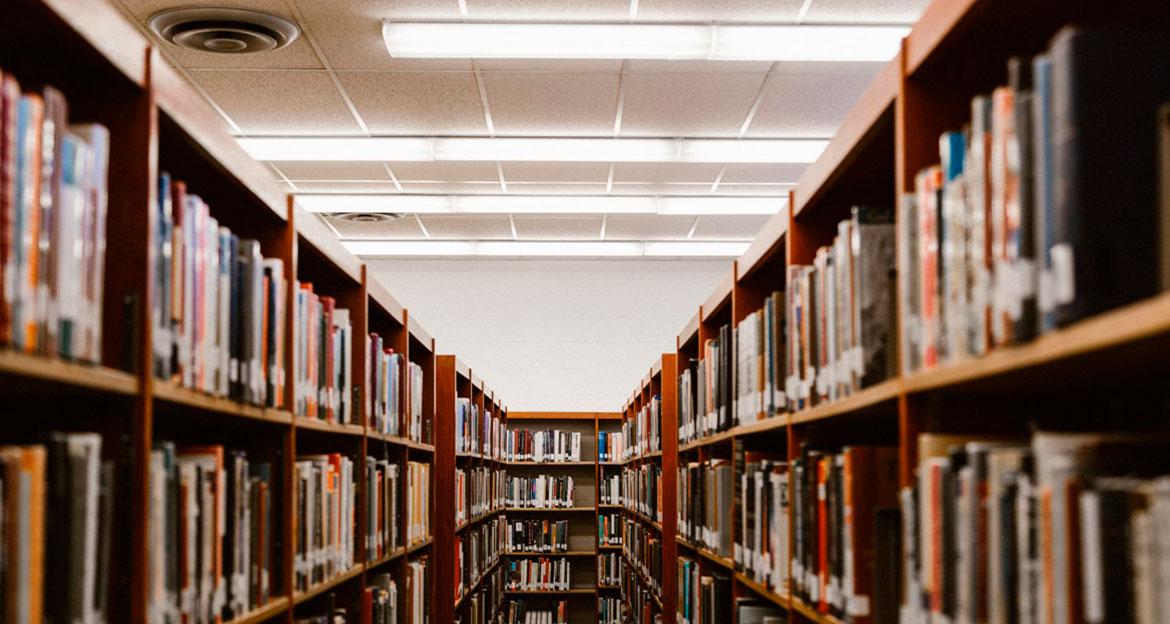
[0, 73, 19, 345]
[320, 296, 335, 423]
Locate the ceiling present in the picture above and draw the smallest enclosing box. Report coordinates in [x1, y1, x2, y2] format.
[113, 0, 927, 257]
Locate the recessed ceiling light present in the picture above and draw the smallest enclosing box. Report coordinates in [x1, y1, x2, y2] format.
[382, 22, 907, 62]
[240, 137, 827, 164]
[300, 194, 785, 216]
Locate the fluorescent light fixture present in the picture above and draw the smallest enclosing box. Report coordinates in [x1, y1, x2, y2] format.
[382, 22, 907, 62]
[644, 241, 751, 257]
[299, 194, 785, 216]
[342, 240, 751, 258]
[239, 137, 827, 164]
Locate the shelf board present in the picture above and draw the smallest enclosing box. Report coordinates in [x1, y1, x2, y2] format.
[734, 572, 790, 612]
[790, 377, 901, 426]
[406, 537, 433, 555]
[676, 538, 734, 572]
[736, 207, 790, 282]
[598, 504, 623, 510]
[366, 547, 407, 569]
[295, 417, 365, 437]
[504, 507, 595, 513]
[292, 565, 365, 605]
[367, 431, 435, 452]
[504, 460, 594, 467]
[678, 428, 736, 453]
[295, 206, 362, 284]
[456, 508, 502, 533]
[701, 270, 734, 322]
[0, 350, 138, 396]
[631, 510, 662, 532]
[504, 550, 597, 557]
[504, 589, 596, 596]
[678, 310, 701, 350]
[598, 544, 622, 551]
[790, 596, 846, 624]
[365, 271, 406, 326]
[902, 292, 1170, 395]
[153, 381, 293, 425]
[222, 598, 290, 624]
[597, 584, 621, 590]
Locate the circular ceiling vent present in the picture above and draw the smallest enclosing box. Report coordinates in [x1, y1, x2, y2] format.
[336, 213, 402, 223]
[149, 7, 300, 54]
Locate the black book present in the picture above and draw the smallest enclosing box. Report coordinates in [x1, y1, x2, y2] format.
[1009, 57, 1039, 342]
[1048, 25, 1170, 326]
[229, 233, 242, 401]
[873, 507, 901, 624]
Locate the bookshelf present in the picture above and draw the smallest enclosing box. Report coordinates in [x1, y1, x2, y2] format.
[599, 2, 1170, 624]
[0, 1, 505, 622]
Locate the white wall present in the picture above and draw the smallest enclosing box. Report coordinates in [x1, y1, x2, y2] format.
[365, 259, 729, 411]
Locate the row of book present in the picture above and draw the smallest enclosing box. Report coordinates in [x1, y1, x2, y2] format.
[598, 431, 624, 462]
[367, 333, 425, 441]
[599, 596, 621, 624]
[406, 461, 431, 546]
[677, 459, 734, 558]
[598, 552, 622, 586]
[734, 293, 786, 425]
[900, 26, 1170, 373]
[0, 75, 108, 364]
[599, 470, 622, 505]
[622, 397, 661, 459]
[787, 446, 899, 624]
[623, 567, 657, 624]
[504, 558, 571, 591]
[456, 564, 503, 624]
[599, 513, 622, 546]
[903, 430, 1170, 624]
[456, 466, 505, 526]
[502, 600, 567, 624]
[503, 429, 581, 463]
[785, 207, 896, 410]
[148, 443, 272, 624]
[457, 398, 504, 459]
[507, 518, 570, 553]
[735, 452, 788, 594]
[365, 574, 399, 624]
[622, 463, 662, 521]
[678, 325, 734, 444]
[294, 284, 353, 422]
[677, 564, 727, 624]
[365, 457, 400, 561]
[0, 435, 114, 624]
[623, 518, 662, 594]
[294, 454, 357, 592]
[456, 515, 504, 603]
[153, 173, 288, 409]
[505, 474, 575, 508]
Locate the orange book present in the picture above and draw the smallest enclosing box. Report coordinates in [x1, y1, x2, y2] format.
[1, 447, 47, 624]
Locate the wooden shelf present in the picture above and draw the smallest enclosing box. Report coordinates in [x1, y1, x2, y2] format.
[504, 460, 595, 466]
[678, 428, 736, 453]
[367, 430, 435, 452]
[456, 508, 502, 533]
[0, 350, 138, 396]
[504, 550, 597, 557]
[504, 507, 595, 513]
[366, 547, 407, 569]
[598, 544, 622, 551]
[292, 565, 365, 605]
[734, 572, 790, 612]
[455, 558, 501, 610]
[676, 538, 735, 572]
[153, 381, 294, 425]
[790, 378, 901, 426]
[222, 598, 290, 624]
[407, 537, 433, 555]
[701, 270, 734, 322]
[294, 417, 365, 437]
[504, 589, 596, 596]
[790, 596, 846, 624]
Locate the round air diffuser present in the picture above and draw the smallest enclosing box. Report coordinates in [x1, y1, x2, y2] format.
[336, 213, 402, 223]
[149, 7, 300, 54]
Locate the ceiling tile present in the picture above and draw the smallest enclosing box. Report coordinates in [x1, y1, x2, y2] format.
[513, 215, 605, 240]
[337, 71, 488, 135]
[801, 0, 928, 23]
[476, 60, 624, 72]
[746, 69, 877, 137]
[689, 215, 769, 240]
[609, 182, 712, 195]
[420, 215, 515, 239]
[719, 163, 807, 184]
[483, 72, 620, 136]
[633, 0, 802, 21]
[708, 183, 793, 196]
[292, 181, 399, 193]
[114, 0, 324, 69]
[293, 0, 467, 70]
[322, 214, 425, 239]
[391, 162, 501, 182]
[499, 183, 610, 194]
[613, 163, 722, 184]
[464, 0, 628, 20]
[398, 181, 504, 193]
[604, 214, 697, 240]
[502, 162, 611, 183]
[272, 161, 392, 181]
[624, 60, 773, 73]
[620, 73, 766, 137]
[190, 70, 363, 135]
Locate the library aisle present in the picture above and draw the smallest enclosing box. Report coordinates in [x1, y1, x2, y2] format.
[2, 0, 1170, 623]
